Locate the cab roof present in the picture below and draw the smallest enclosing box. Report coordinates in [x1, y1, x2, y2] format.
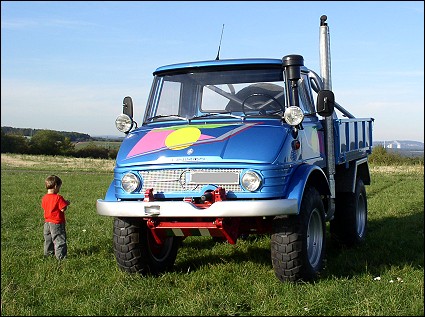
[153, 58, 284, 75]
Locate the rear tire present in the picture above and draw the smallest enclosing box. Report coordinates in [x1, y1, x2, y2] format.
[331, 178, 367, 247]
[271, 186, 326, 282]
[113, 217, 180, 275]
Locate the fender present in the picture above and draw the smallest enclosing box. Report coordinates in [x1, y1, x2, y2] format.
[286, 164, 330, 214]
[334, 157, 371, 193]
[104, 181, 118, 201]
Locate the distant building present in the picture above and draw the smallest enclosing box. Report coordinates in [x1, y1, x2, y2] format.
[386, 140, 401, 149]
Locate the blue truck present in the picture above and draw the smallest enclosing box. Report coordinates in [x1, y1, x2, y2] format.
[97, 16, 374, 282]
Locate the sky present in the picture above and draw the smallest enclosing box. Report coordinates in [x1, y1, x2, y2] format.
[1, 1, 424, 142]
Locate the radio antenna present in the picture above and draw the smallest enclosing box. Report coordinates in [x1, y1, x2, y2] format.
[215, 24, 225, 60]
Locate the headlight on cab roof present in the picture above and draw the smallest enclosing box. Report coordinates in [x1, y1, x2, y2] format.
[284, 106, 304, 126]
[115, 114, 134, 133]
[241, 170, 262, 192]
[121, 172, 140, 193]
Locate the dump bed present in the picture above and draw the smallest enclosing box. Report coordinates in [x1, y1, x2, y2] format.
[333, 117, 374, 165]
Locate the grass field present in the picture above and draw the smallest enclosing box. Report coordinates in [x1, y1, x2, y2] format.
[1, 154, 423, 316]
[73, 141, 122, 151]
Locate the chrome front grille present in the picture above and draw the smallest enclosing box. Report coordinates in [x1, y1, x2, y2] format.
[138, 169, 243, 193]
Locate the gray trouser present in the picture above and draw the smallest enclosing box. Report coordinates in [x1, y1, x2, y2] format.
[44, 222, 67, 260]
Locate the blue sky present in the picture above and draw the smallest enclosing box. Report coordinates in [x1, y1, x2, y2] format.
[1, 1, 424, 141]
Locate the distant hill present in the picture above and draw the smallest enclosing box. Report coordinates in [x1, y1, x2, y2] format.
[91, 135, 124, 141]
[1, 126, 92, 142]
[1, 126, 126, 142]
[373, 140, 424, 150]
[373, 140, 424, 158]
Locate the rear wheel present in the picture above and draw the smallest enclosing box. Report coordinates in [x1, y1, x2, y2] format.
[113, 217, 181, 275]
[271, 186, 326, 282]
[331, 178, 367, 247]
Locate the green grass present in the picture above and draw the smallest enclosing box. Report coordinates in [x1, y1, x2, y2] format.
[1, 154, 423, 316]
[73, 141, 122, 151]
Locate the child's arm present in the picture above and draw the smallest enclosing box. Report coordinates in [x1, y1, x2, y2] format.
[61, 200, 71, 212]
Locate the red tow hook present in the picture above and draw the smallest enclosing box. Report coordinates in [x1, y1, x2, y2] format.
[213, 187, 226, 202]
[183, 187, 227, 208]
[144, 188, 154, 202]
[200, 187, 226, 206]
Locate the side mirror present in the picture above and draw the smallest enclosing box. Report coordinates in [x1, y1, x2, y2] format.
[316, 90, 335, 117]
[123, 96, 133, 118]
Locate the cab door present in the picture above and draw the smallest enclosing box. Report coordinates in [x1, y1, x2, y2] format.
[298, 72, 325, 167]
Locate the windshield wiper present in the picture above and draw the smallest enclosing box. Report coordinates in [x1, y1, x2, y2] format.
[190, 112, 244, 121]
[146, 114, 189, 122]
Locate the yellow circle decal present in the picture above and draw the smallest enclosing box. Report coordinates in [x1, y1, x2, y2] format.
[165, 127, 201, 150]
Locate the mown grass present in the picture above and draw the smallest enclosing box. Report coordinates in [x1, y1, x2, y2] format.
[1, 154, 423, 316]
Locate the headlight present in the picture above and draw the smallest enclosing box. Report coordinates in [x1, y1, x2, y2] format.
[121, 173, 140, 193]
[241, 171, 262, 192]
[115, 114, 134, 133]
[284, 106, 304, 126]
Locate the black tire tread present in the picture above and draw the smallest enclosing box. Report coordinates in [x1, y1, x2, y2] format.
[330, 178, 367, 247]
[271, 186, 326, 282]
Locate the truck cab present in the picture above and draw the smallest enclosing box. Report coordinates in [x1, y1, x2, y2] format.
[108, 57, 330, 203]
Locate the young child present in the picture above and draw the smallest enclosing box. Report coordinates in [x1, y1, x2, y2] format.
[41, 175, 70, 260]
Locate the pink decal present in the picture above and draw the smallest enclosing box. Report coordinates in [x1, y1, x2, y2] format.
[126, 123, 259, 159]
[127, 129, 215, 158]
[198, 134, 214, 140]
[127, 130, 173, 157]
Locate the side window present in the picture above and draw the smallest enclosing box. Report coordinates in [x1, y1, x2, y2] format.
[298, 73, 315, 114]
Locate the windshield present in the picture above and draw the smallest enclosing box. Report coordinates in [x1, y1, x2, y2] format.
[144, 68, 289, 123]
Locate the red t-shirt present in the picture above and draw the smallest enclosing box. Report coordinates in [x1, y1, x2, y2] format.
[41, 193, 69, 224]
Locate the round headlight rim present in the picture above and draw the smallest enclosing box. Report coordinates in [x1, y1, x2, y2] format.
[121, 172, 141, 193]
[241, 170, 262, 192]
[283, 106, 304, 126]
[115, 113, 134, 133]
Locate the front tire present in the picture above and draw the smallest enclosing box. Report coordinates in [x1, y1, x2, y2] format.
[271, 186, 326, 282]
[330, 178, 367, 247]
[113, 217, 180, 275]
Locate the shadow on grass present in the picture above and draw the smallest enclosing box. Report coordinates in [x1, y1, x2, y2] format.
[173, 235, 272, 273]
[171, 209, 423, 279]
[70, 238, 113, 257]
[72, 245, 102, 256]
[324, 209, 424, 279]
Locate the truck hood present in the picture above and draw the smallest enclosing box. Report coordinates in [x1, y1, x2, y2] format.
[116, 121, 289, 167]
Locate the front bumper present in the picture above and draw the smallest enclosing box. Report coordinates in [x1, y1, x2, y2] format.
[96, 198, 298, 218]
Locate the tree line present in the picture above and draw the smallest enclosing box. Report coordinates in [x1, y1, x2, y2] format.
[1, 126, 91, 142]
[1, 129, 118, 159]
